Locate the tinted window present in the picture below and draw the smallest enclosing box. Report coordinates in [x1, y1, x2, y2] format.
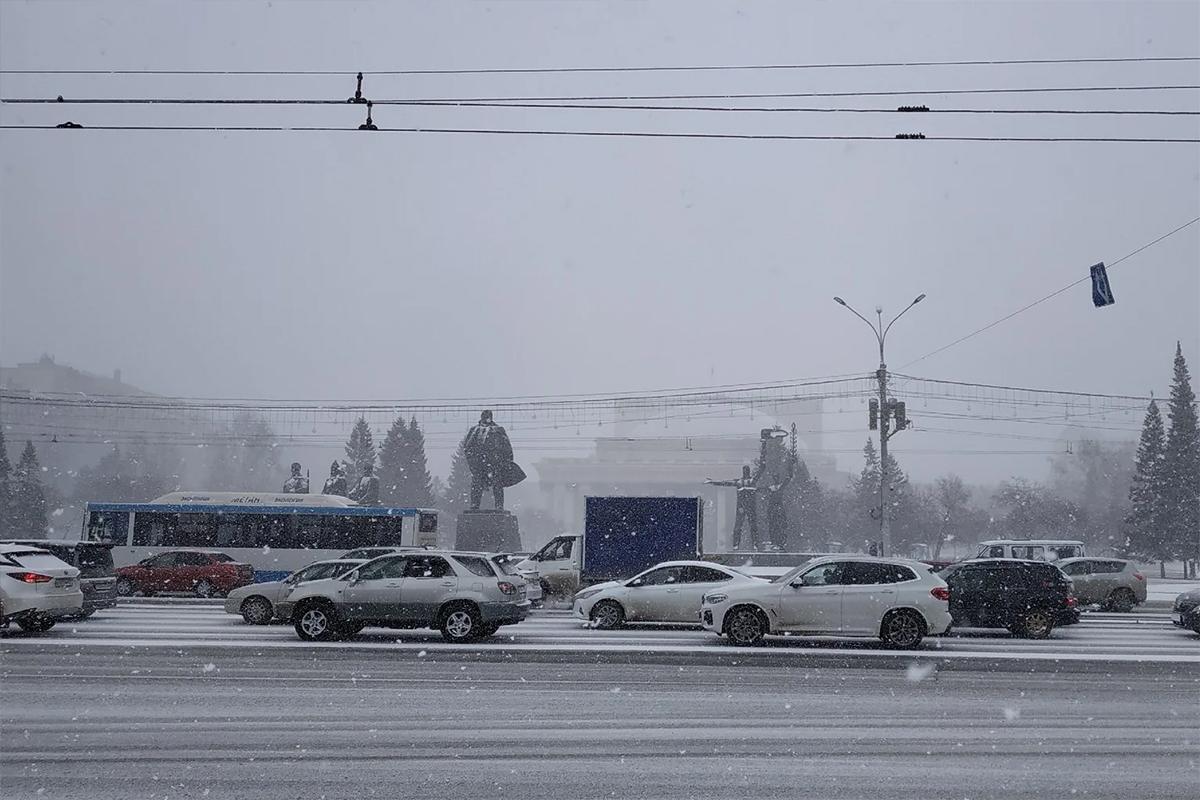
[1095, 560, 1126, 574]
[1060, 561, 1089, 576]
[210, 553, 234, 563]
[12, 552, 70, 572]
[145, 553, 178, 567]
[457, 556, 499, 578]
[178, 552, 211, 566]
[405, 556, 451, 579]
[78, 545, 113, 571]
[1048, 545, 1083, 560]
[357, 557, 408, 581]
[980, 546, 1005, 558]
[489, 556, 521, 577]
[683, 566, 732, 583]
[844, 562, 890, 585]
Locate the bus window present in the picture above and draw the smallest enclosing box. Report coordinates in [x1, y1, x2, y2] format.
[168, 513, 218, 547]
[294, 517, 324, 549]
[1011, 545, 1046, 561]
[86, 511, 128, 544]
[133, 512, 174, 546]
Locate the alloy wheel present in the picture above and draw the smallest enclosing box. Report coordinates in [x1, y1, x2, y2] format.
[299, 608, 330, 639]
[884, 612, 922, 648]
[445, 610, 474, 639]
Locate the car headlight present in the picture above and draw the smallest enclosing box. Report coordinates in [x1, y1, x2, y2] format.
[703, 593, 728, 605]
[574, 588, 604, 602]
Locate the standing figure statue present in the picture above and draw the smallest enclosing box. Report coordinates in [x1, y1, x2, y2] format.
[707, 464, 764, 551]
[282, 462, 310, 494]
[322, 461, 348, 497]
[463, 410, 525, 510]
[348, 463, 380, 505]
[758, 427, 794, 550]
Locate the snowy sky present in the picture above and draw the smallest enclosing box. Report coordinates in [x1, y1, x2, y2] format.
[1, 0, 1197, 481]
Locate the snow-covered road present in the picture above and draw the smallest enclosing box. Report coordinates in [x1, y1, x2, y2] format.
[2, 615, 1197, 800]
[3, 603, 1197, 666]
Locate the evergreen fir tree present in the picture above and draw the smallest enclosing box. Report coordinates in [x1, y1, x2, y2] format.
[441, 435, 473, 514]
[1161, 343, 1200, 563]
[343, 417, 376, 486]
[0, 428, 11, 529]
[850, 439, 881, 546]
[1125, 399, 1167, 562]
[11, 440, 48, 535]
[398, 416, 435, 507]
[376, 416, 409, 505]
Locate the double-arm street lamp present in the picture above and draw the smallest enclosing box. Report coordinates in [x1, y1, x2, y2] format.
[833, 293, 926, 557]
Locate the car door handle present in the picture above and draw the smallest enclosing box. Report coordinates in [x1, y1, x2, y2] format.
[666, 588, 679, 593]
[822, 590, 838, 594]
[441, 581, 454, 587]
[385, 582, 401, 588]
[879, 589, 895, 594]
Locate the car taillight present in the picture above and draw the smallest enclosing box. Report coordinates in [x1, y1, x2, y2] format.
[930, 586, 950, 601]
[1067, 596, 1078, 607]
[7, 571, 53, 584]
[1133, 572, 1145, 581]
[497, 581, 518, 596]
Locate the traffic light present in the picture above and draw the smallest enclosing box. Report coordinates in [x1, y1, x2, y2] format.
[868, 399, 879, 430]
[893, 401, 907, 430]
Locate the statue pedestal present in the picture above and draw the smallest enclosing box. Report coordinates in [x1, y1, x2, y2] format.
[455, 509, 521, 552]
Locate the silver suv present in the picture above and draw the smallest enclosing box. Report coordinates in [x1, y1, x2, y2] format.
[283, 550, 529, 643]
[1057, 557, 1147, 612]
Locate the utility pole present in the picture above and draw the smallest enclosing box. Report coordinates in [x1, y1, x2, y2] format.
[834, 294, 926, 557]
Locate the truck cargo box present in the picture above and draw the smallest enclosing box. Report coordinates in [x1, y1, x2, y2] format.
[582, 496, 702, 583]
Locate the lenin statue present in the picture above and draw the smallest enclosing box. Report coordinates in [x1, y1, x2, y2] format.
[463, 410, 525, 510]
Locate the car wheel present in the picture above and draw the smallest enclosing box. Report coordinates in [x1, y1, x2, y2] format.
[725, 606, 766, 647]
[880, 609, 926, 649]
[439, 603, 482, 643]
[116, 577, 135, 597]
[240, 596, 273, 625]
[294, 602, 339, 642]
[589, 600, 625, 630]
[194, 579, 216, 599]
[1018, 608, 1055, 639]
[1107, 588, 1136, 613]
[16, 615, 56, 633]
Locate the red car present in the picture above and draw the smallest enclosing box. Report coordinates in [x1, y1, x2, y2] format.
[115, 550, 254, 598]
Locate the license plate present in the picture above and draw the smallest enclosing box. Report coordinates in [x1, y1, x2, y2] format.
[55, 578, 75, 588]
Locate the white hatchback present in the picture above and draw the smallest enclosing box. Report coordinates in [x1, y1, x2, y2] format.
[574, 561, 763, 628]
[0, 543, 84, 633]
[700, 556, 952, 649]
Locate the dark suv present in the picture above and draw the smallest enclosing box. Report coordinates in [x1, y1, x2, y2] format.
[5, 539, 118, 619]
[938, 559, 1078, 638]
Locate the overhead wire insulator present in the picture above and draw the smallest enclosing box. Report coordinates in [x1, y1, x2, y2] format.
[358, 101, 377, 130]
[55, 121, 82, 128]
[347, 72, 367, 104]
[896, 105, 930, 112]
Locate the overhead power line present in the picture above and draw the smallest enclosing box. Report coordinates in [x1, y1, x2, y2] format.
[6, 97, 1197, 116]
[2, 55, 1197, 76]
[1, 124, 1195, 143]
[902, 216, 1200, 368]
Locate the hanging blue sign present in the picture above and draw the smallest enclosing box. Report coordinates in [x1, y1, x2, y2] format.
[1090, 262, 1115, 307]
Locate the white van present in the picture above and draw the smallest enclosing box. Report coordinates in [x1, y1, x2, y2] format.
[975, 539, 1085, 562]
[517, 535, 582, 597]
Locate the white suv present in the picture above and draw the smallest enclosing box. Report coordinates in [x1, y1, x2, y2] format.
[1, 544, 84, 633]
[700, 556, 951, 649]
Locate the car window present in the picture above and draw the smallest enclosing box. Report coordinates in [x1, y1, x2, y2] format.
[405, 556, 451, 579]
[1048, 545, 1083, 560]
[979, 546, 1005, 558]
[637, 566, 684, 586]
[1060, 561, 1089, 576]
[146, 553, 178, 567]
[798, 561, 846, 586]
[178, 552, 211, 566]
[210, 553, 235, 563]
[682, 566, 732, 583]
[543, 539, 573, 560]
[1011, 546, 1046, 560]
[357, 556, 408, 581]
[456, 555, 499, 578]
[1095, 560, 1126, 574]
[489, 556, 521, 577]
[843, 562, 888, 585]
[78, 545, 113, 571]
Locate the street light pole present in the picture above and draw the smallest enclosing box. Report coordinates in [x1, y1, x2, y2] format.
[834, 294, 926, 557]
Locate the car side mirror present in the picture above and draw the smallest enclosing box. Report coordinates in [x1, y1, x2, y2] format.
[629, 578, 644, 588]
